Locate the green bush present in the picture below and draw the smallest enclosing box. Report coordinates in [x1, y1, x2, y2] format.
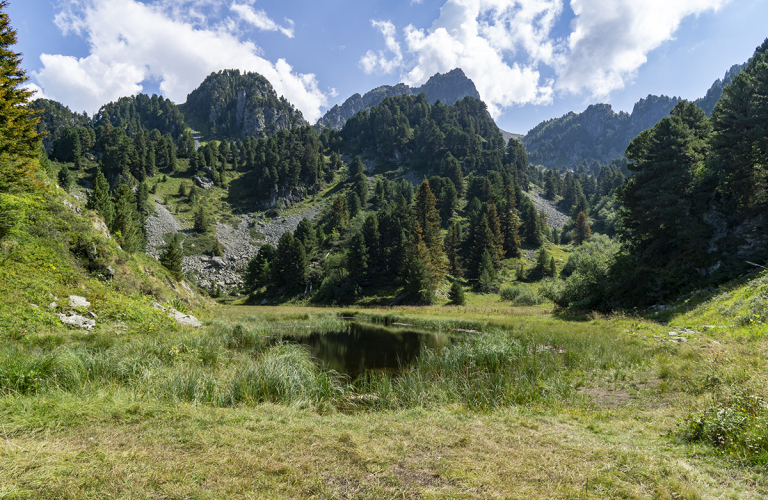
[678, 395, 768, 464]
[499, 285, 541, 306]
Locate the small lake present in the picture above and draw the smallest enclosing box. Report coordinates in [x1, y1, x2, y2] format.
[286, 322, 453, 378]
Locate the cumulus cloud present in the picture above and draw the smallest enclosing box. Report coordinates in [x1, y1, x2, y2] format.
[362, 0, 727, 114]
[360, 20, 404, 74]
[23, 82, 47, 101]
[33, 0, 326, 121]
[230, 2, 294, 38]
[361, 0, 561, 116]
[557, 0, 727, 97]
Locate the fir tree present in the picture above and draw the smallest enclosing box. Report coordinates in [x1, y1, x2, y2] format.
[448, 281, 466, 305]
[244, 244, 276, 292]
[0, 1, 43, 194]
[111, 183, 145, 253]
[412, 180, 446, 284]
[87, 168, 114, 228]
[212, 237, 223, 257]
[572, 211, 592, 246]
[57, 164, 73, 192]
[501, 185, 522, 258]
[160, 234, 184, 280]
[193, 205, 210, 233]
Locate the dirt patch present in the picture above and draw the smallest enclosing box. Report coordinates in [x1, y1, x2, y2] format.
[390, 463, 446, 488]
[579, 387, 632, 408]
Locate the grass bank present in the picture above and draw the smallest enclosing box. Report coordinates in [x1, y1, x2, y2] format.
[1, 301, 767, 498]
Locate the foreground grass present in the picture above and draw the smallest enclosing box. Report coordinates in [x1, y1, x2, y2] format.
[1, 302, 767, 498]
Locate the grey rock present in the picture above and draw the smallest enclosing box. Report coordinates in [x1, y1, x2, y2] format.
[58, 313, 96, 330]
[62, 199, 82, 215]
[169, 308, 202, 328]
[316, 69, 480, 131]
[193, 175, 214, 190]
[261, 299, 269, 305]
[523, 190, 569, 230]
[69, 295, 91, 308]
[30, 304, 39, 309]
[49, 302, 57, 309]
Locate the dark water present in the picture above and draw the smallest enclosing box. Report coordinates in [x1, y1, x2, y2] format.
[287, 322, 452, 378]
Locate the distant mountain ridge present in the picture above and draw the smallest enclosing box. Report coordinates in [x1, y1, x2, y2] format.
[315, 68, 481, 130]
[522, 63, 747, 170]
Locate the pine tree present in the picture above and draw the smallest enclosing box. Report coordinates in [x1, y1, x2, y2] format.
[346, 191, 361, 219]
[294, 218, 317, 258]
[329, 194, 347, 232]
[160, 234, 184, 280]
[412, 180, 447, 283]
[347, 231, 369, 285]
[403, 229, 434, 304]
[501, 185, 522, 258]
[572, 211, 592, 246]
[486, 202, 504, 266]
[448, 281, 466, 305]
[244, 244, 276, 292]
[87, 168, 114, 228]
[193, 205, 209, 233]
[57, 164, 73, 192]
[445, 221, 463, 278]
[548, 256, 557, 277]
[212, 237, 223, 256]
[274, 232, 307, 289]
[0, 2, 43, 194]
[471, 214, 495, 279]
[111, 183, 145, 253]
[178, 182, 187, 196]
[477, 249, 496, 292]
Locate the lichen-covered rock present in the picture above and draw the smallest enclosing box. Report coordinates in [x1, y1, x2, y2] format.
[68, 295, 91, 308]
[58, 313, 95, 330]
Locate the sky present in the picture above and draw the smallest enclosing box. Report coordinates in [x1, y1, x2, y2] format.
[8, 0, 768, 134]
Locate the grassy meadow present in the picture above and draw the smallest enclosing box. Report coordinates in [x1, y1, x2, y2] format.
[2, 285, 768, 498]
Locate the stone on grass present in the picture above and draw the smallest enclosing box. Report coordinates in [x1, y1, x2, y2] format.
[69, 295, 91, 308]
[58, 313, 96, 330]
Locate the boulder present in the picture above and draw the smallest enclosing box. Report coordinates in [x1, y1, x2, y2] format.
[193, 175, 214, 190]
[69, 295, 91, 308]
[58, 313, 96, 330]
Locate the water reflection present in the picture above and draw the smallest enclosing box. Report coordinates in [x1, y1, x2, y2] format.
[287, 322, 452, 378]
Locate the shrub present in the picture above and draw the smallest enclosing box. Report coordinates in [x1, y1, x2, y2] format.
[448, 281, 465, 305]
[499, 285, 541, 306]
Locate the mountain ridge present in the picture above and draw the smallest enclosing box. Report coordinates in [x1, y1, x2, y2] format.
[315, 68, 481, 131]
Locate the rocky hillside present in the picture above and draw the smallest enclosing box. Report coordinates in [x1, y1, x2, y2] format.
[523, 95, 680, 170]
[316, 68, 481, 130]
[181, 69, 309, 139]
[523, 61, 748, 170]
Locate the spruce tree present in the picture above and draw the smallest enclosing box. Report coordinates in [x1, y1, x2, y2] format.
[274, 232, 307, 289]
[294, 218, 317, 258]
[477, 249, 496, 292]
[87, 168, 114, 228]
[572, 211, 592, 245]
[346, 191, 361, 219]
[57, 164, 73, 192]
[486, 202, 504, 266]
[0, 2, 43, 194]
[347, 232, 369, 285]
[471, 214, 496, 279]
[160, 234, 184, 280]
[412, 180, 446, 283]
[212, 237, 223, 256]
[111, 183, 145, 253]
[244, 244, 276, 292]
[448, 281, 466, 305]
[193, 205, 210, 233]
[501, 185, 522, 258]
[445, 221, 463, 278]
[403, 230, 434, 304]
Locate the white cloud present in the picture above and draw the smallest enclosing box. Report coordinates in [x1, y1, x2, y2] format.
[360, 20, 404, 74]
[361, 0, 727, 114]
[230, 3, 295, 38]
[23, 82, 47, 102]
[361, 0, 560, 116]
[557, 0, 727, 97]
[33, 0, 326, 121]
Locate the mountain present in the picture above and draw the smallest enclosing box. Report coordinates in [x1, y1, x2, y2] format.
[29, 98, 91, 154]
[316, 68, 481, 130]
[181, 69, 309, 138]
[694, 63, 747, 116]
[524, 95, 681, 170]
[523, 62, 748, 170]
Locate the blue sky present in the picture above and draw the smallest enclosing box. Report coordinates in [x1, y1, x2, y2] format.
[8, 0, 768, 134]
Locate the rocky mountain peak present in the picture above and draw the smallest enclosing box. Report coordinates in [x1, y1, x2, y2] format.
[315, 68, 481, 130]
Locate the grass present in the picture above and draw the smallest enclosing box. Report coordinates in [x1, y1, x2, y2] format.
[1, 298, 767, 498]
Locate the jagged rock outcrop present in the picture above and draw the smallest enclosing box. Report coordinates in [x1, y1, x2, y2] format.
[316, 68, 481, 130]
[183, 69, 308, 138]
[523, 95, 681, 170]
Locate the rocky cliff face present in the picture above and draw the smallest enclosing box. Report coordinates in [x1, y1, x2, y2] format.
[316, 69, 481, 130]
[184, 69, 308, 139]
[523, 96, 680, 169]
